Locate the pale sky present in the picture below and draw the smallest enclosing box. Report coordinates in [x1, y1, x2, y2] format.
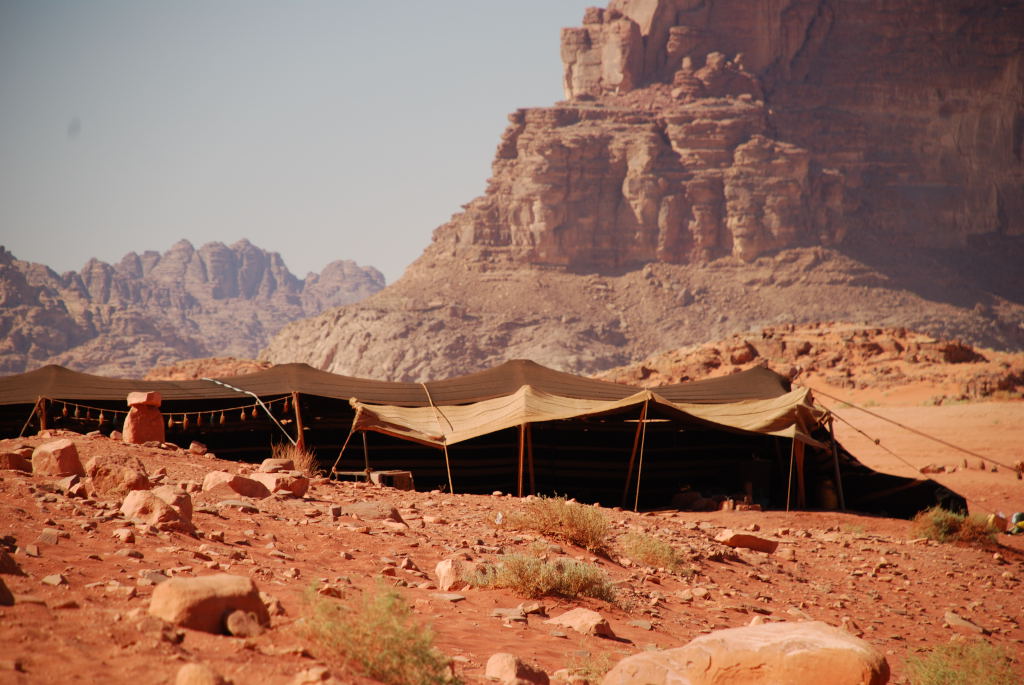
[0, 1, 594, 283]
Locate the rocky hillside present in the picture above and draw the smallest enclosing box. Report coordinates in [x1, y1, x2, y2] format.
[263, 0, 1024, 381]
[0, 240, 384, 377]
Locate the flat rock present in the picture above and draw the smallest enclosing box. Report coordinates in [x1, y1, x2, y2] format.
[0, 451, 32, 473]
[344, 501, 406, 523]
[714, 529, 779, 554]
[202, 471, 271, 499]
[601, 620, 889, 685]
[250, 471, 309, 497]
[545, 608, 615, 638]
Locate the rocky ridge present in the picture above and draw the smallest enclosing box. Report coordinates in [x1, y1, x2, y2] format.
[0, 241, 384, 377]
[263, 0, 1024, 381]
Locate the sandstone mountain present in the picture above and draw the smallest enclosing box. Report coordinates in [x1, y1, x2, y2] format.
[264, 0, 1023, 382]
[0, 240, 384, 377]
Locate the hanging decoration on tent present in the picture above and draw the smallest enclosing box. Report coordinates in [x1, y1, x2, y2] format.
[219, 411, 226, 425]
[62, 403, 68, 417]
[98, 411, 106, 425]
[196, 413, 204, 427]
[182, 414, 190, 430]
[283, 396, 290, 414]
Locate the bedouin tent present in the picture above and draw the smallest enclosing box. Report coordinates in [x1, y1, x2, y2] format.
[0, 360, 963, 517]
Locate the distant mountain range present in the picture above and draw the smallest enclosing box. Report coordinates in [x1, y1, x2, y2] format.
[0, 239, 384, 377]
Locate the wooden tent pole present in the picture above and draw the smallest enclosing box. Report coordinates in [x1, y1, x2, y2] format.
[290, 392, 306, 451]
[621, 401, 648, 508]
[329, 427, 356, 478]
[786, 439, 795, 512]
[38, 397, 48, 431]
[828, 417, 847, 511]
[526, 423, 536, 495]
[361, 432, 370, 472]
[633, 401, 650, 513]
[442, 442, 455, 494]
[19, 397, 43, 437]
[517, 424, 525, 497]
[795, 439, 806, 508]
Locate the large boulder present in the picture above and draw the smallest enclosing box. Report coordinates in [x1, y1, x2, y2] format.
[148, 574, 270, 634]
[151, 484, 193, 522]
[601, 621, 889, 685]
[85, 454, 151, 495]
[31, 439, 85, 477]
[123, 391, 165, 444]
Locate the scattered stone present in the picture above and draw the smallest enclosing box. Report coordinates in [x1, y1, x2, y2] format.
[85, 454, 151, 495]
[485, 653, 549, 684]
[116, 548, 144, 559]
[121, 490, 194, 533]
[216, 499, 259, 513]
[544, 608, 615, 638]
[189, 441, 208, 456]
[259, 458, 294, 473]
[36, 528, 61, 546]
[225, 609, 266, 637]
[344, 501, 406, 523]
[714, 529, 779, 554]
[20, 544, 41, 558]
[31, 439, 85, 477]
[431, 593, 466, 603]
[629, 619, 654, 631]
[175, 663, 229, 685]
[944, 611, 988, 635]
[41, 574, 67, 586]
[603, 621, 889, 685]
[123, 391, 166, 445]
[289, 666, 332, 685]
[112, 527, 136, 544]
[149, 573, 270, 634]
[152, 484, 194, 521]
[250, 471, 309, 498]
[202, 471, 271, 499]
[0, 451, 32, 473]
[435, 559, 471, 592]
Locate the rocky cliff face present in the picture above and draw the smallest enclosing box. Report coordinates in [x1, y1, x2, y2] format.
[263, 0, 1024, 381]
[0, 240, 384, 376]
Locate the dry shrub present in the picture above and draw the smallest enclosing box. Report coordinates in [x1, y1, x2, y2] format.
[505, 496, 609, 552]
[304, 583, 457, 685]
[619, 532, 685, 571]
[471, 553, 616, 602]
[912, 506, 997, 545]
[272, 441, 320, 477]
[906, 640, 1018, 685]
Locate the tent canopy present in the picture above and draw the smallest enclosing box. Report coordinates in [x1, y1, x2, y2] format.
[351, 385, 825, 448]
[0, 360, 792, 407]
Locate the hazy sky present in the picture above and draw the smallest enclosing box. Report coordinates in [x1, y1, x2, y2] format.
[0, 1, 594, 283]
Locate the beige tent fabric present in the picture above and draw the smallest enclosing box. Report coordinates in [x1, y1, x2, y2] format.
[350, 385, 826, 448]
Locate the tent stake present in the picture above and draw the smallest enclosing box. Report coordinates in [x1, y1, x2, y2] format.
[517, 424, 525, 497]
[622, 401, 648, 509]
[362, 432, 370, 473]
[633, 402, 650, 513]
[526, 423, 536, 495]
[291, 392, 306, 451]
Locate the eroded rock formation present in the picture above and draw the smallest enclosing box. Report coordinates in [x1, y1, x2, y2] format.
[0, 240, 384, 376]
[428, 0, 1022, 269]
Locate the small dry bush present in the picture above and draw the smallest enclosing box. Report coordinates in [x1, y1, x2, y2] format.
[272, 442, 320, 477]
[566, 646, 622, 681]
[304, 583, 457, 685]
[906, 640, 1018, 685]
[913, 507, 997, 545]
[505, 496, 609, 551]
[472, 553, 616, 602]
[619, 532, 685, 570]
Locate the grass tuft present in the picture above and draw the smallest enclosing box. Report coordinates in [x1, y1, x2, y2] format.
[471, 553, 616, 602]
[906, 640, 1018, 685]
[303, 582, 458, 685]
[505, 496, 610, 551]
[912, 506, 997, 545]
[618, 532, 687, 571]
[272, 441, 321, 478]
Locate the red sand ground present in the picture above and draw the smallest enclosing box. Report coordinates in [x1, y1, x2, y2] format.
[2, 401, 1023, 684]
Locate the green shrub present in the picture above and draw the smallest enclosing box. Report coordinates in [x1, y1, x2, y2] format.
[912, 506, 997, 545]
[304, 582, 457, 685]
[472, 553, 616, 602]
[906, 640, 1018, 685]
[619, 532, 686, 570]
[505, 496, 610, 551]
